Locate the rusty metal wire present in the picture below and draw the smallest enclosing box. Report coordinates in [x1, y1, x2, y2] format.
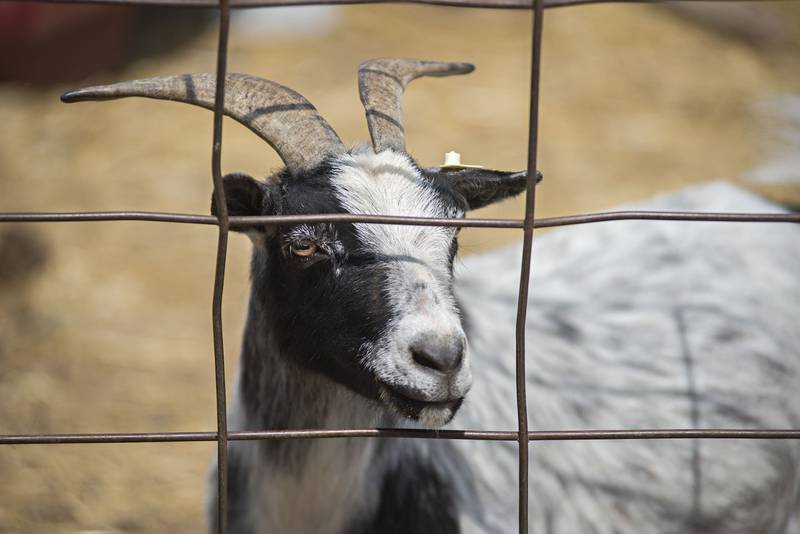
[10, 0, 790, 9]
[2, 210, 798, 227]
[3, 429, 800, 445]
[514, 1, 545, 531]
[1, 1, 799, 534]
[209, 1, 232, 529]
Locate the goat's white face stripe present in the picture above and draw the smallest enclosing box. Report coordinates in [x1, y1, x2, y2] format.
[330, 149, 471, 414]
[331, 149, 459, 270]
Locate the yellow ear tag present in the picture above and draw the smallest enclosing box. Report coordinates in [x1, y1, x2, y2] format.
[439, 151, 484, 171]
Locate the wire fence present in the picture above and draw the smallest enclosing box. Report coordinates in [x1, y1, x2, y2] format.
[1, 0, 800, 533]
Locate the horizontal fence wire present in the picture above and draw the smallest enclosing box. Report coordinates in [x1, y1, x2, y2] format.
[2, 211, 799, 227]
[9, 0, 788, 9]
[3, 429, 800, 445]
[2, 0, 799, 533]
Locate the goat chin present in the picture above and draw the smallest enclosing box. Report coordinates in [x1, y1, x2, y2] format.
[416, 404, 460, 428]
[377, 384, 463, 428]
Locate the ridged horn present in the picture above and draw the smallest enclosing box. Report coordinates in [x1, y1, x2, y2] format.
[62, 73, 345, 175]
[358, 58, 474, 153]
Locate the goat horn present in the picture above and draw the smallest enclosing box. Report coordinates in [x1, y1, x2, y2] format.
[62, 73, 345, 175]
[358, 58, 474, 154]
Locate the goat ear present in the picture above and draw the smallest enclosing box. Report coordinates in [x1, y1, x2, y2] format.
[211, 173, 276, 238]
[428, 168, 541, 211]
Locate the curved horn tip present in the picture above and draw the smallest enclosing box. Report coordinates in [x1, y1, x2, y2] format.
[448, 62, 475, 75]
[359, 58, 476, 77]
[60, 88, 105, 103]
[60, 89, 82, 103]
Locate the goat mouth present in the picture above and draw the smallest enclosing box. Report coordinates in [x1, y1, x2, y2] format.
[378, 384, 463, 426]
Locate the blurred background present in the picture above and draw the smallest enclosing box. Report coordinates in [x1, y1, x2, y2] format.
[0, 1, 799, 532]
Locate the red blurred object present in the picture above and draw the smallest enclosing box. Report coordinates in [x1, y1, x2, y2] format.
[0, 3, 136, 84]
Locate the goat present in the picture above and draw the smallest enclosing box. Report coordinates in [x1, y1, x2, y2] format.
[62, 58, 800, 534]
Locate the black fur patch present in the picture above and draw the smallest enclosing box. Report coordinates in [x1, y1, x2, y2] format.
[248, 161, 400, 404]
[350, 456, 461, 534]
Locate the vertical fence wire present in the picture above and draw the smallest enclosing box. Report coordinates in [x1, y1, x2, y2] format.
[514, 1, 545, 531]
[209, 1, 232, 531]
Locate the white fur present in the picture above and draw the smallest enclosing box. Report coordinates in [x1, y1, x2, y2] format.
[330, 149, 461, 269]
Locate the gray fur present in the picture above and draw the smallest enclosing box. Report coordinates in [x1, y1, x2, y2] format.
[452, 182, 800, 533]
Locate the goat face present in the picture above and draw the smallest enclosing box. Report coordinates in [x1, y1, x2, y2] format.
[218, 148, 529, 427]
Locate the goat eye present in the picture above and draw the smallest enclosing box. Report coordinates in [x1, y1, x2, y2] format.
[290, 241, 317, 258]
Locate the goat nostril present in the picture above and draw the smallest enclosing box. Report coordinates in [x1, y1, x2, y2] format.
[410, 341, 464, 374]
[452, 347, 464, 370]
[412, 349, 443, 372]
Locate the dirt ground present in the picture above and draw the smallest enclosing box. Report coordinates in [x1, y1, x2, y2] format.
[0, 3, 798, 533]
